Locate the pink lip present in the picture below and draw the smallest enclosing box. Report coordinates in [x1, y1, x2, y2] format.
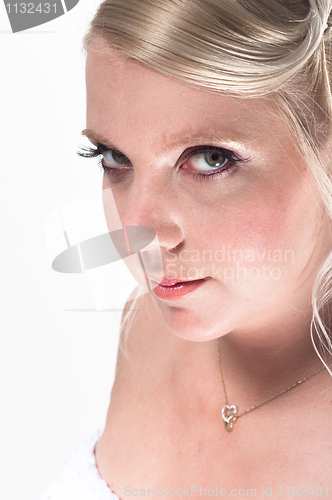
[148, 276, 210, 301]
[157, 277, 190, 286]
[149, 276, 199, 286]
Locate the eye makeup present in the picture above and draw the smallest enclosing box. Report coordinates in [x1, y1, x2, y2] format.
[177, 145, 248, 181]
[77, 142, 249, 182]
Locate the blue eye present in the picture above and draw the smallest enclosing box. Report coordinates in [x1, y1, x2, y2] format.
[77, 143, 248, 181]
[77, 143, 131, 173]
[102, 149, 130, 168]
[189, 151, 228, 172]
[181, 146, 245, 180]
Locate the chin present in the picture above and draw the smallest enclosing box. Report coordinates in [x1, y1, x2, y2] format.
[159, 303, 231, 342]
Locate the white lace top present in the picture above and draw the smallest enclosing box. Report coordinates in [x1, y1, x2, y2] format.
[40, 430, 119, 500]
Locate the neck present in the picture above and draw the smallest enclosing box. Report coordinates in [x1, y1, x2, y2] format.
[169, 303, 328, 415]
[217, 309, 328, 409]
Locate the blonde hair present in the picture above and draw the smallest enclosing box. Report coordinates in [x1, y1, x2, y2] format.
[84, 0, 332, 364]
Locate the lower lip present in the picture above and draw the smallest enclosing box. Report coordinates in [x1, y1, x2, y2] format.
[149, 278, 208, 301]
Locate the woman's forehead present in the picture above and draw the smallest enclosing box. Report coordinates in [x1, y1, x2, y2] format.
[85, 37, 275, 116]
[85, 40, 286, 156]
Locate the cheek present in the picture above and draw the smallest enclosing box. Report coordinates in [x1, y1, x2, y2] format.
[102, 178, 127, 222]
[193, 173, 318, 267]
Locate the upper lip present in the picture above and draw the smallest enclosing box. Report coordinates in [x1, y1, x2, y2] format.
[148, 276, 209, 286]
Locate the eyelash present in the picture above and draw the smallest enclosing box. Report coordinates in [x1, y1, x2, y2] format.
[77, 143, 247, 181]
[181, 146, 245, 181]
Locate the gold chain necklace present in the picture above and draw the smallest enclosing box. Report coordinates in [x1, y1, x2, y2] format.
[218, 337, 327, 432]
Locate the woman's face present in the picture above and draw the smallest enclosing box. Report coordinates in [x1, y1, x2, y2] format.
[85, 39, 331, 341]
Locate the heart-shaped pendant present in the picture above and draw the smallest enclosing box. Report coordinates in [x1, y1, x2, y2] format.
[221, 405, 238, 432]
[222, 405, 238, 423]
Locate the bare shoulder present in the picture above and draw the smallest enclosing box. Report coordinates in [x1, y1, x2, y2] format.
[96, 289, 175, 465]
[94, 289, 172, 490]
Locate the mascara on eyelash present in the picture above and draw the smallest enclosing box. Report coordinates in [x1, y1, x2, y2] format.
[78, 143, 249, 163]
[77, 143, 250, 180]
[77, 143, 109, 158]
[182, 146, 247, 164]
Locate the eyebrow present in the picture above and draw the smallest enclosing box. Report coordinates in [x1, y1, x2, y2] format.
[81, 129, 118, 150]
[81, 128, 245, 155]
[158, 132, 243, 155]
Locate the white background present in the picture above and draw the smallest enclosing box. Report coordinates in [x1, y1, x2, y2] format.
[0, 2, 136, 498]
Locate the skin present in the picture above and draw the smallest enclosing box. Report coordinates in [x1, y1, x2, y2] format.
[85, 38, 332, 499]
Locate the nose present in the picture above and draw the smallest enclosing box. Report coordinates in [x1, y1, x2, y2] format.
[120, 174, 184, 253]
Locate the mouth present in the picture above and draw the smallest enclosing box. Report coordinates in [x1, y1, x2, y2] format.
[148, 276, 210, 301]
